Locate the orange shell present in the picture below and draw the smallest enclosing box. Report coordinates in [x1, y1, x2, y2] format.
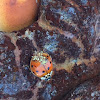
[0, 0, 40, 32]
[30, 52, 53, 78]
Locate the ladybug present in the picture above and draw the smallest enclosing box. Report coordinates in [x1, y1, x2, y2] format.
[30, 52, 53, 80]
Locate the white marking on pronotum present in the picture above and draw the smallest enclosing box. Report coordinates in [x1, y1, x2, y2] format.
[36, 0, 38, 3]
[41, 71, 53, 80]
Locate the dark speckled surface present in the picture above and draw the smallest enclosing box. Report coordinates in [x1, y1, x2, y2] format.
[0, 0, 100, 100]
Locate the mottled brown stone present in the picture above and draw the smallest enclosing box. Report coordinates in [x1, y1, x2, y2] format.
[0, 0, 100, 100]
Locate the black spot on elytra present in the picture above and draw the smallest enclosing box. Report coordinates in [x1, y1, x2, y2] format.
[31, 65, 33, 67]
[48, 67, 50, 70]
[42, 71, 45, 73]
[36, 71, 39, 72]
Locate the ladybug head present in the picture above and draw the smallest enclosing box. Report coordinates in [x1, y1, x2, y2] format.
[40, 71, 53, 81]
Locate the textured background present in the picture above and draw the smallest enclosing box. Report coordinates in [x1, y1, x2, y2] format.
[0, 0, 100, 100]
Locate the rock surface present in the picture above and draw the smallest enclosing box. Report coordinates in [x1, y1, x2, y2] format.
[0, 0, 100, 100]
[64, 75, 100, 100]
